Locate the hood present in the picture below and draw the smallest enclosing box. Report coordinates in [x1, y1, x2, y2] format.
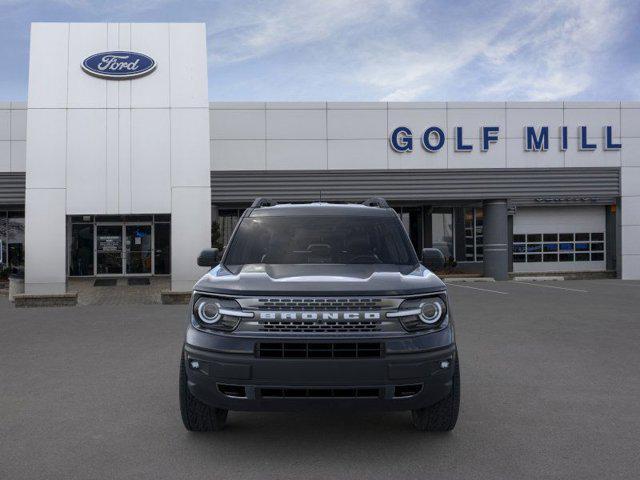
[193, 263, 446, 296]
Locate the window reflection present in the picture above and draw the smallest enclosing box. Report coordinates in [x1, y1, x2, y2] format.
[432, 209, 454, 262]
[512, 232, 605, 263]
[70, 224, 94, 276]
[0, 211, 25, 274]
[463, 208, 484, 262]
[68, 215, 172, 276]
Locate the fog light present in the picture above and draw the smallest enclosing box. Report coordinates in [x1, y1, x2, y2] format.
[189, 360, 200, 370]
[440, 360, 450, 369]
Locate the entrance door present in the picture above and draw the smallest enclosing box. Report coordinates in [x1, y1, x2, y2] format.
[96, 225, 123, 275]
[125, 224, 152, 275]
[153, 222, 171, 274]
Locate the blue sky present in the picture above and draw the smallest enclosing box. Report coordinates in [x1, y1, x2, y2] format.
[1, 0, 639, 101]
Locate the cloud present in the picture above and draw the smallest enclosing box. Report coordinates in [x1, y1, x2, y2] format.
[0, 0, 89, 7]
[370, 0, 626, 101]
[0, 0, 635, 101]
[207, 0, 630, 101]
[8, 0, 177, 12]
[477, 0, 624, 100]
[208, 0, 416, 64]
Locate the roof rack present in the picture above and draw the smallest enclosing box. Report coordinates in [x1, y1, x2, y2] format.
[362, 197, 390, 208]
[251, 197, 277, 208]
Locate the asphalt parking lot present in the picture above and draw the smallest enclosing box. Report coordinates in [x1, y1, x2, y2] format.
[1, 279, 639, 480]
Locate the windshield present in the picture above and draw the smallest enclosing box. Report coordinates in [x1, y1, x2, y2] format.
[223, 215, 418, 274]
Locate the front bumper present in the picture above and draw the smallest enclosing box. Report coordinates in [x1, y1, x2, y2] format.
[183, 325, 456, 412]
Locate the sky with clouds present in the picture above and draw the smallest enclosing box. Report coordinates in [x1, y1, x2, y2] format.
[1, 0, 638, 101]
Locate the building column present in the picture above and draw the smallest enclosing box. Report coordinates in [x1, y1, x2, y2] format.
[621, 166, 640, 279]
[606, 204, 617, 273]
[171, 187, 211, 292]
[24, 189, 67, 294]
[507, 213, 514, 273]
[483, 200, 509, 280]
[616, 198, 622, 279]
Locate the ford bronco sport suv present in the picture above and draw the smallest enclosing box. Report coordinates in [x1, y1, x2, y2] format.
[179, 198, 460, 432]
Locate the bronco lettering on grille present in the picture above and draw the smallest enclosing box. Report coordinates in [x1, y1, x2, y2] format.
[258, 312, 381, 321]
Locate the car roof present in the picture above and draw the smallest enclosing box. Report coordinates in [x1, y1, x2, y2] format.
[248, 202, 396, 217]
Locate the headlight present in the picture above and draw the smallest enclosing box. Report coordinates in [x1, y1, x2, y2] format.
[192, 295, 252, 332]
[197, 300, 221, 324]
[387, 295, 447, 331]
[418, 298, 445, 325]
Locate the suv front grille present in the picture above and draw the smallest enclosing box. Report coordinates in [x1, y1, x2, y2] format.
[259, 319, 381, 333]
[256, 298, 383, 311]
[257, 342, 384, 359]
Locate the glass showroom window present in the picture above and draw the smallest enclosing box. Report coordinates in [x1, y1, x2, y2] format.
[0, 211, 6, 273]
[463, 208, 484, 262]
[154, 218, 171, 275]
[512, 232, 605, 263]
[214, 208, 244, 250]
[432, 208, 454, 263]
[5, 211, 25, 273]
[68, 214, 172, 277]
[70, 222, 95, 276]
[394, 206, 425, 256]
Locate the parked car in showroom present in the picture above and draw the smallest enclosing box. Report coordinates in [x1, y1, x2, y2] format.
[179, 197, 459, 431]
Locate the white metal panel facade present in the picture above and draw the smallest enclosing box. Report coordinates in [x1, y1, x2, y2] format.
[208, 100, 640, 279]
[208, 101, 631, 172]
[0, 102, 26, 173]
[24, 22, 211, 293]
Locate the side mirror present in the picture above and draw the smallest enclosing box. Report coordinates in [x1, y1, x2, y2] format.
[421, 248, 445, 271]
[197, 248, 220, 268]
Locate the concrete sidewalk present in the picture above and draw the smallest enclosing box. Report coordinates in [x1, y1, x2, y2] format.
[69, 277, 170, 305]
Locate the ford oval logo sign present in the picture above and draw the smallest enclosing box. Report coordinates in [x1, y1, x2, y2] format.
[82, 51, 156, 79]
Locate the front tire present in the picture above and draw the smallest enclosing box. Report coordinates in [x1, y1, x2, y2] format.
[411, 356, 460, 432]
[179, 354, 228, 431]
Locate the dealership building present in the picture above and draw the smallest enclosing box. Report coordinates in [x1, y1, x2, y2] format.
[1, 22, 639, 296]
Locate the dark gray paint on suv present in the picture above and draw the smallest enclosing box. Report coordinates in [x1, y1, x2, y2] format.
[179, 200, 460, 432]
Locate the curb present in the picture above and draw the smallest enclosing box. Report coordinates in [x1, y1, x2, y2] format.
[161, 291, 192, 305]
[443, 277, 496, 283]
[514, 276, 565, 282]
[14, 292, 78, 308]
